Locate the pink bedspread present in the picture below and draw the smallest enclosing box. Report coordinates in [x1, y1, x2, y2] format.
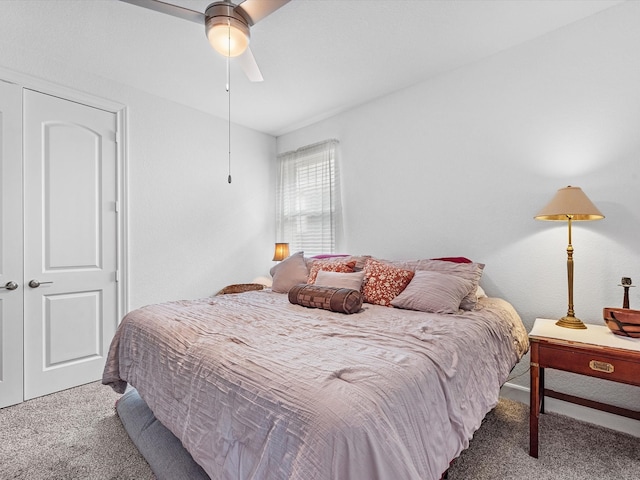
[103, 290, 528, 480]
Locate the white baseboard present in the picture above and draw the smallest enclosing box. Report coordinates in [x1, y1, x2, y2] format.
[500, 382, 640, 438]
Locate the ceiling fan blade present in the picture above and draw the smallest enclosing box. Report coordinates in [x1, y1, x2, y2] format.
[235, 0, 290, 26]
[119, 0, 205, 24]
[238, 47, 264, 82]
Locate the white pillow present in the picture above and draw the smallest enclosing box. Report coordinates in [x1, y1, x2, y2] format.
[390, 270, 475, 314]
[314, 270, 365, 291]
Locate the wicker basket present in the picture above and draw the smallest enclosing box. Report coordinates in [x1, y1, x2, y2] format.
[603, 307, 640, 338]
[215, 283, 265, 295]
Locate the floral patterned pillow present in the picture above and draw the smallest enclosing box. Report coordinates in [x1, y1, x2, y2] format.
[362, 258, 415, 306]
[307, 260, 357, 284]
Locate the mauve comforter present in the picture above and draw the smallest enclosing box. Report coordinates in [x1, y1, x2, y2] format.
[103, 290, 528, 480]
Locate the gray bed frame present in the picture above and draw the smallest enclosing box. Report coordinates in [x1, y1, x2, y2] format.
[116, 388, 210, 480]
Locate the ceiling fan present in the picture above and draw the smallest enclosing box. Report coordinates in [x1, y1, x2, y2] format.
[120, 0, 291, 82]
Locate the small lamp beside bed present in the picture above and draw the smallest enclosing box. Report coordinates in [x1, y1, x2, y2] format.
[272, 242, 290, 261]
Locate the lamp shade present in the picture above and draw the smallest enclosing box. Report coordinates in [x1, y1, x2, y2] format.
[534, 186, 604, 221]
[272, 243, 290, 261]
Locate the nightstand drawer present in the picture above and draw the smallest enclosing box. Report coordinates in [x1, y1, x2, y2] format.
[537, 342, 640, 387]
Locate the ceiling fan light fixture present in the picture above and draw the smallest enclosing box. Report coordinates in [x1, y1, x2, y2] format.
[207, 18, 249, 57]
[205, 3, 250, 57]
[123, 0, 291, 81]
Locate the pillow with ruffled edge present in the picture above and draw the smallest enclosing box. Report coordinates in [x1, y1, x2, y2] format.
[314, 270, 365, 291]
[307, 260, 356, 284]
[269, 251, 309, 293]
[390, 270, 475, 314]
[307, 255, 371, 272]
[362, 258, 414, 306]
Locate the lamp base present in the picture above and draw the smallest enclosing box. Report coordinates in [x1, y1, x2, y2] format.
[556, 315, 587, 329]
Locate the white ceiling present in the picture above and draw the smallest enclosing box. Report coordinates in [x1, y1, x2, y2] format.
[1, 0, 625, 136]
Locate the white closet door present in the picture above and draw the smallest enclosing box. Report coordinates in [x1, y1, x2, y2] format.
[0, 81, 24, 409]
[23, 90, 118, 399]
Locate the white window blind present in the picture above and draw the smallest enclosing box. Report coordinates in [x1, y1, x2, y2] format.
[276, 139, 340, 257]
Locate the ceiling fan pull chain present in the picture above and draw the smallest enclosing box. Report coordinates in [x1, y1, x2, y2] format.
[227, 20, 232, 184]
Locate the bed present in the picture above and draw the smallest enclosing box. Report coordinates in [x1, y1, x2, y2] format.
[103, 255, 528, 480]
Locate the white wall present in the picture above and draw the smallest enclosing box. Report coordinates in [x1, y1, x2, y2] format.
[278, 1, 640, 414]
[0, 22, 276, 312]
[124, 97, 276, 308]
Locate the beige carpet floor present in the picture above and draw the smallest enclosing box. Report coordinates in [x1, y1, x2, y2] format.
[0, 381, 638, 479]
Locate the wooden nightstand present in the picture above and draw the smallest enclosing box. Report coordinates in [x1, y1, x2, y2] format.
[529, 318, 640, 458]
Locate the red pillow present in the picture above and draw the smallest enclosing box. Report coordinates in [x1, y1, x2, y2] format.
[431, 257, 472, 264]
[362, 258, 414, 306]
[307, 260, 356, 284]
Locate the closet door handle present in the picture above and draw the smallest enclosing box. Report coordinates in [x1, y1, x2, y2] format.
[28, 279, 53, 288]
[1, 281, 18, 291]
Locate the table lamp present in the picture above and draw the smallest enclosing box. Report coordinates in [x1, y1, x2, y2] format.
[534, 186, 604, 329]
[272, 243, 290, 262]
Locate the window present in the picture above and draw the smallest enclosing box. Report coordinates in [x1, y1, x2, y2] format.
[276, 139, 341, 256]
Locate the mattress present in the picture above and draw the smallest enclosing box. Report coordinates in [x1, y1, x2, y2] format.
[103, 290, 528, 480]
